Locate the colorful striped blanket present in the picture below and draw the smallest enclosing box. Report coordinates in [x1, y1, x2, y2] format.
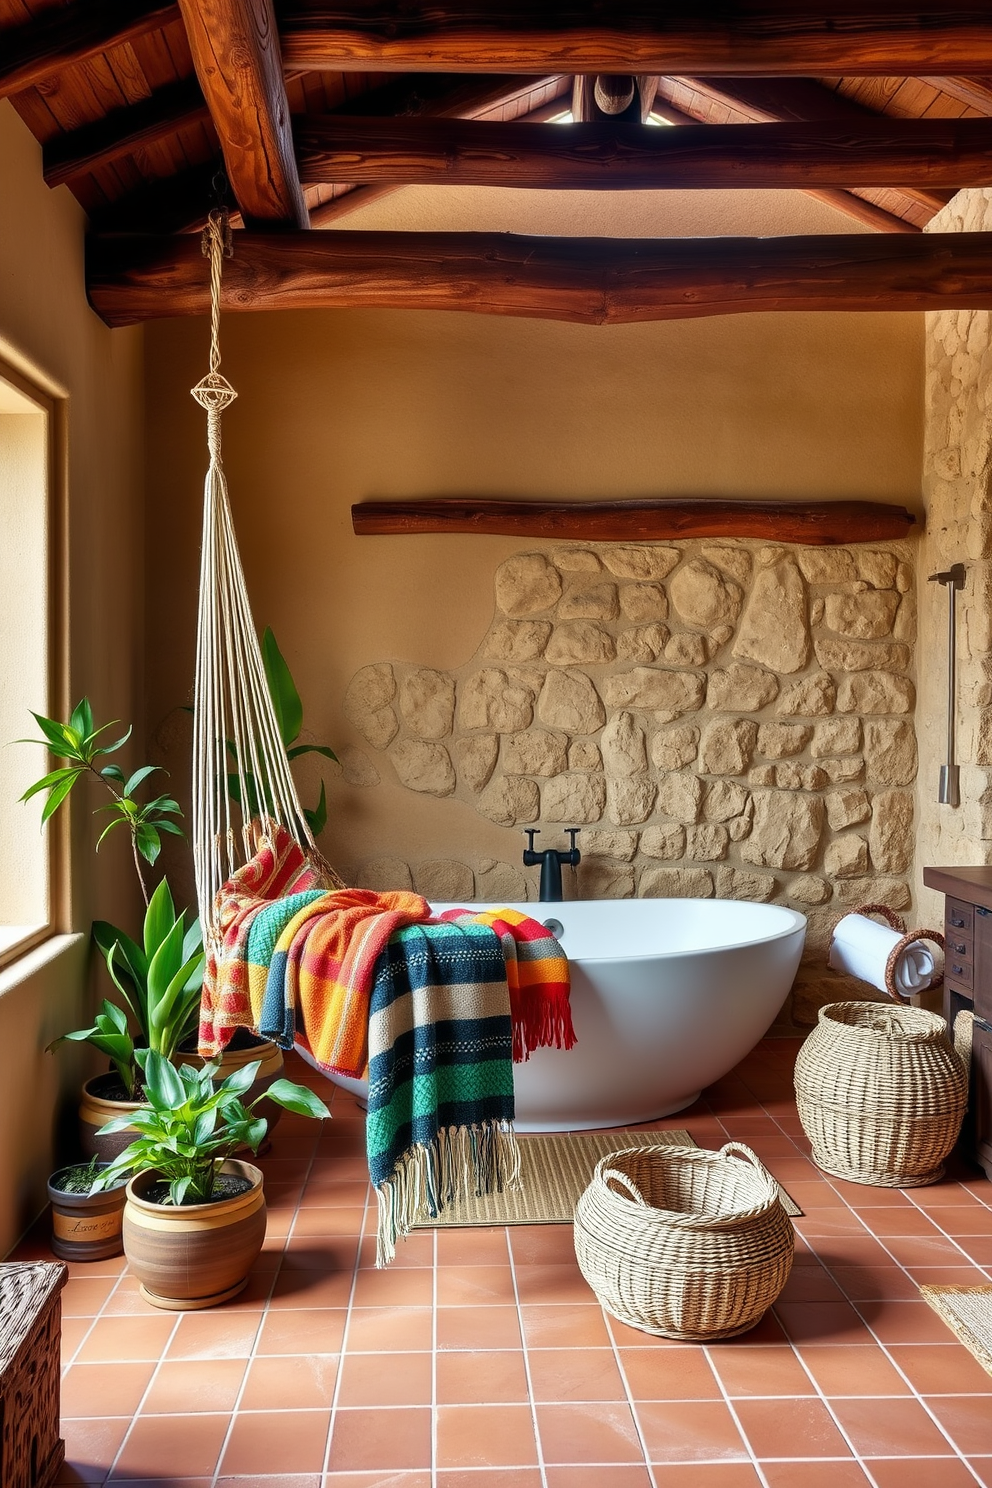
[368, 921, 519, 1264]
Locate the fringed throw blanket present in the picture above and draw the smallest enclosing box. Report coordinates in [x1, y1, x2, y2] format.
[368, 921, 520, 1266]
[439, 907, 575, 1061]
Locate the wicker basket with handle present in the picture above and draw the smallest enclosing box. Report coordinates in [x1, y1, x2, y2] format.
[573, 1142, 793, 1341]
[794, 1001, 968, 1186]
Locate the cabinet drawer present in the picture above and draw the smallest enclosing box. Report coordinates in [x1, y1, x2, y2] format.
[945, 928, 974, 962]
[947, 956, 974, 990]
[947, 899, 975, 933]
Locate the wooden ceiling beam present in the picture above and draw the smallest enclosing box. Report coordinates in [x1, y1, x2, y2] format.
[43, 79, 210, 189]
[87, 228, 992, 328]
[922, 75, 992, 114]
[278, 2, 992, 77]
[0, 0, 178, 102]
[176, 0, 309, 227]
[295, 115, 992, 191]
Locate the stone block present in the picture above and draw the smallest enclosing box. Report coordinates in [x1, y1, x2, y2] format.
[669, 560, 743, 629]
[545, 622, 616, 666]
[568, 739, 602, 770]
[716, 866, 777, 902]
[707, 663, 780, 712]
[357, 857, 414, 892]
[836, 672, 915, 715]
[502, 729, 568, 777]
[607, 777, 657, 825]
[685, 823, 729, 861]
[559, 582, 619, 621]
[476, 861, 530, 902]
[772, 761, 825, 790]
[639, 866, 714, 898]
[652, 725, 699, 770]
[602, 667, 705, 722]
[786, 875, 832, 906]
[749, 764, 777, 787]
[640, 824, 686, 859]
[819, 757, 866, 782]
[825, 788, 871, 830]
[601, 546, 681, 580]
[577, 860, 635, 898]
[601, 711, 648, 776]
[616, 624, 669, 662]
[701, 545, 753, 586]
[664, 633, 709, 667]
[485, 621, 552, 662]
[414, 859, 475, 901]
[740, 790, 824, 870]
[863, 719, 918, 786]
[757, 723, 813, 759]
[733, 560, 809, 673]
[619, 583, 668, 623]
[835, 877, 911, 912]
[857, 551, 899, 588]
[823, 591, 900, 639]
[655, 771, 704, 824]
[811, 718, 861, 757]
[727, 807, 754, 841]
[703, 779, 751, 822]
[797, 549, 857, 584]
[399, 667, 456, 739]
[824, 834, 869, 879]
[537, 670, 606, 733]
[339, 746, 380, 788]
[459, 669, 534, 732]
[893, 593, 917, 643]
[554, 548, 601, 572]
[344, 663, 399, 748]
[390, 739, 456, 796]
[869, 790, 914, 873]
[494, 553, 562, 616]
[453, 734, 498, 793]
[542, 772, 607, 823]
[814, 639, 911, 672]
[478, 776, 541, 826]
[775, 672, 836, 717]
[699, 718, 757, 775]
[582, 829, 639, 861]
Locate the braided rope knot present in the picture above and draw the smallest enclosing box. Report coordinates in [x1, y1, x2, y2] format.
[191, 371, 238, 411]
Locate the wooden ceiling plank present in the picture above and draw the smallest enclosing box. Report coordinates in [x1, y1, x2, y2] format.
[175, 0, 309, 226]
[87, 228, 992, 328]
[43, 78, 210, 188]
[295, 114, 992, 190]
[925, 76, 992, 114]
[0, 0, 179, 102]
[278, 3, 992, 77]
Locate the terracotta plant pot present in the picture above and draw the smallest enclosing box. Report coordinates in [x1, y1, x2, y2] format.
[122, 1159, 266, 1311]
[79, 1075, 145, 1161]
[177, 1030, 286, 1145]
[48, 1164, 127, 1262]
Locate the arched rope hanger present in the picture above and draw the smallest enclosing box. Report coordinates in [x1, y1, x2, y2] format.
[191, 210, 342, 942]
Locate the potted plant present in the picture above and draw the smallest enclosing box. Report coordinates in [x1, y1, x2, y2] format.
[93, 1049, 329, 1309]
[47, 1157, 129, 1263]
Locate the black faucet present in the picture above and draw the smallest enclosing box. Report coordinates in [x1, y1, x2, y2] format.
[523, 829, 581, 902]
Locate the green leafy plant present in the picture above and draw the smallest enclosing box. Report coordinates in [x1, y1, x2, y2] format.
[93, 1049, 330, 1205]
[18, 698, 183, 904]
[47, 879, 205, 1099]
[228, 628, 337, 836]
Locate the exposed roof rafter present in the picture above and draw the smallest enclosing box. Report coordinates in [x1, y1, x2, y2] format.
[0, 0, 179, 102]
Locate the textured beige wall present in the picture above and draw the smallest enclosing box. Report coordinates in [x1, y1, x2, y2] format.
[0, 101, 144, 1254]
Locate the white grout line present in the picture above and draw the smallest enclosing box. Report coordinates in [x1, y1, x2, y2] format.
[319, 1124, 373, 1483]
[430, 1224, 438, 1488]
[506, 1227, 550, 1488]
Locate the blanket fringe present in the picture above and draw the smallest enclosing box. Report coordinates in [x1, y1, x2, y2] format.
[512, 986, 577, 1063]
[374, 1121, 521, 1267]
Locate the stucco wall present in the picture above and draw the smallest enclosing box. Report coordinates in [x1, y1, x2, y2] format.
[0, 101, 144, 1254]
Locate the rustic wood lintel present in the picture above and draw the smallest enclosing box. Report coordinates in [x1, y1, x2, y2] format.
[350, 498, 917, 546]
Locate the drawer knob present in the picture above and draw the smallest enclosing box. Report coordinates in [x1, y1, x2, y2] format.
[953, 965, 966, 976]
[955, 943, 967, 955]
[951, 917, 966, 927]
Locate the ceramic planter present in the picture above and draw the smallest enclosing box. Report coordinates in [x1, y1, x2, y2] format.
[177, 1030, 286, 1143]
[79, 1075, 145, 1161]
[122, 1159, 266, 1310]
[48, 1164, 127, 1262]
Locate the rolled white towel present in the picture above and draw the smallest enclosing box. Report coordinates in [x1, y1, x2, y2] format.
[827, 912, 935, 999]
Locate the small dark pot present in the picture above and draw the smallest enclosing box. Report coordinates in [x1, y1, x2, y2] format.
[48, 1164, 127, 1261]
[79, 1074, 145, 1161]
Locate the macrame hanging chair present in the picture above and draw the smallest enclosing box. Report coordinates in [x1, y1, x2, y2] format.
[191, 210, 343, 943]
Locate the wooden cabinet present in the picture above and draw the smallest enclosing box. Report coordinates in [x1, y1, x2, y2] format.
[923, 865, 992, 1182]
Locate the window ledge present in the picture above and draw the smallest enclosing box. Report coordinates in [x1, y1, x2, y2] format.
[0, 932, 85, 997]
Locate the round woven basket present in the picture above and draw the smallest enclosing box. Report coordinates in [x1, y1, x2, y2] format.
[794, 1001, 968, 1187]
[573, 1142, 794, 1341]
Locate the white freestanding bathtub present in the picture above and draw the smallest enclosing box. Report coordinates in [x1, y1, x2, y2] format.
[298, 898, 806, 1131]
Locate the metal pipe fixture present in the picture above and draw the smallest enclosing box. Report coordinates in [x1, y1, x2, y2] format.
[927, 562, 966, 807]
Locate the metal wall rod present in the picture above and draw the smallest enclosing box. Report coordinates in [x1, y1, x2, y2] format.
[928, 562, 966, 807]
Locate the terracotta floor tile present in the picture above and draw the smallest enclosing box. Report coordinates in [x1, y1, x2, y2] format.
[889, 1342, 992, 1394]
[777, 1266, 847, 1302]
[435, 1403, 541, 1468]
[925, 1394, 992, 1455]
[61, 1363, 155, 1419]
[350, 1267, 434, 1309]
[61, 1277, 121, 1317]
[217, 1478, 319, 1488]
[356, 1232, 434, 1269]
[255, 1309, 347, 1356]
[240, 1354, 340, 1411]
[346, 1308, 434, 1354]
[435, 1228, 511, 1267]
[290, 1208, 366, 1239]
[323, 1475, 430, 1488]
[436, 1304, 522, 1350]
[542, 1470, 655, 1488]
[528, 1345, 627, 1401]
[708, 1343, 815, 1398]
[831, 1395, 958, 1456]
[437, 1472, 542, 1488]
[435, 1264, 517, 1306]
[713, 1310, 790, 1346]
[59, 1416, 131, 1482]
[218, 1410, 331, 1476]
[926, 1207, 992, 1236]
[139, 1359, 247, 1415]
[100, 1278, 166, 1316]
[507, 1226, 577, 1267]
[60, 1315, 92, 1362]
[634, 1399, 749, 1464]
[866, 1460, 980, 1488]
[782, 1181, 849, 1210]
[325, 1409, 432, 1473]
[797, 1343, 911, 1396]
[856, 1299, 964, 1345]
[965, 1459, 992, 1488]
[434, 1349, 529, 1404]
[733, 1396, 853, 1458]
[619, 1345, 723, 1401]
[281, 1238, 361, 1272]
[906, 1266, 992, 1289]
[163, 1310, 260, 1360]
[950, 1236, 992, 1265]
[831, 1266, 921, 1301]
[601, 1469, 759, 1488]
[914, 1185, 984, 1208]
[269, 1269, 354, 1310]
[831, 1182, 915, 1207]
[536, 1401, 644, 1465]
[757, 1464, 872, 1488]
[881, 1236, 973, 1269]
[514, 1262, 594, 1306]
[76, 1315, 178, 1364]
[111, 1413, 231, 1480]
[335, 1351, 431, 1408]
[773, 1300, 874, 1345]
[817, 1236, 903, 1269]
[854, 1207, 946, 1237]
[519, 1303, 612, 1350]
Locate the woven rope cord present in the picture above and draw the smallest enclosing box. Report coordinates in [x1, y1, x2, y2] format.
[191, 211, 327, 939]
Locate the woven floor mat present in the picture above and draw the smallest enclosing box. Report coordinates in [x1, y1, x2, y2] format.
[413, 1129, 802, 1228]
[921, 1286, 992, 1377]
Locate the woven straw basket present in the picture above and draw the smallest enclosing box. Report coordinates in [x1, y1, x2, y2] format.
[795, 1001, 968, 1187]
[573, 1142, 794, 1341]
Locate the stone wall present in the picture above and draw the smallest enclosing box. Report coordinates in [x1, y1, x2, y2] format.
[917, 188, 992, 921]
[342, 537, 919, 1020]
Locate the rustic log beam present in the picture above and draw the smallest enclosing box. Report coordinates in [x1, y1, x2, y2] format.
[43, 79, 210, 189]
[176, 0, 308, 227]
[295, 115, 992, 190]
[278, 2, 992, 77]
[350, 497, 917, 545]
[0, 0, 178, 101]
[86, 229, 992, 328]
